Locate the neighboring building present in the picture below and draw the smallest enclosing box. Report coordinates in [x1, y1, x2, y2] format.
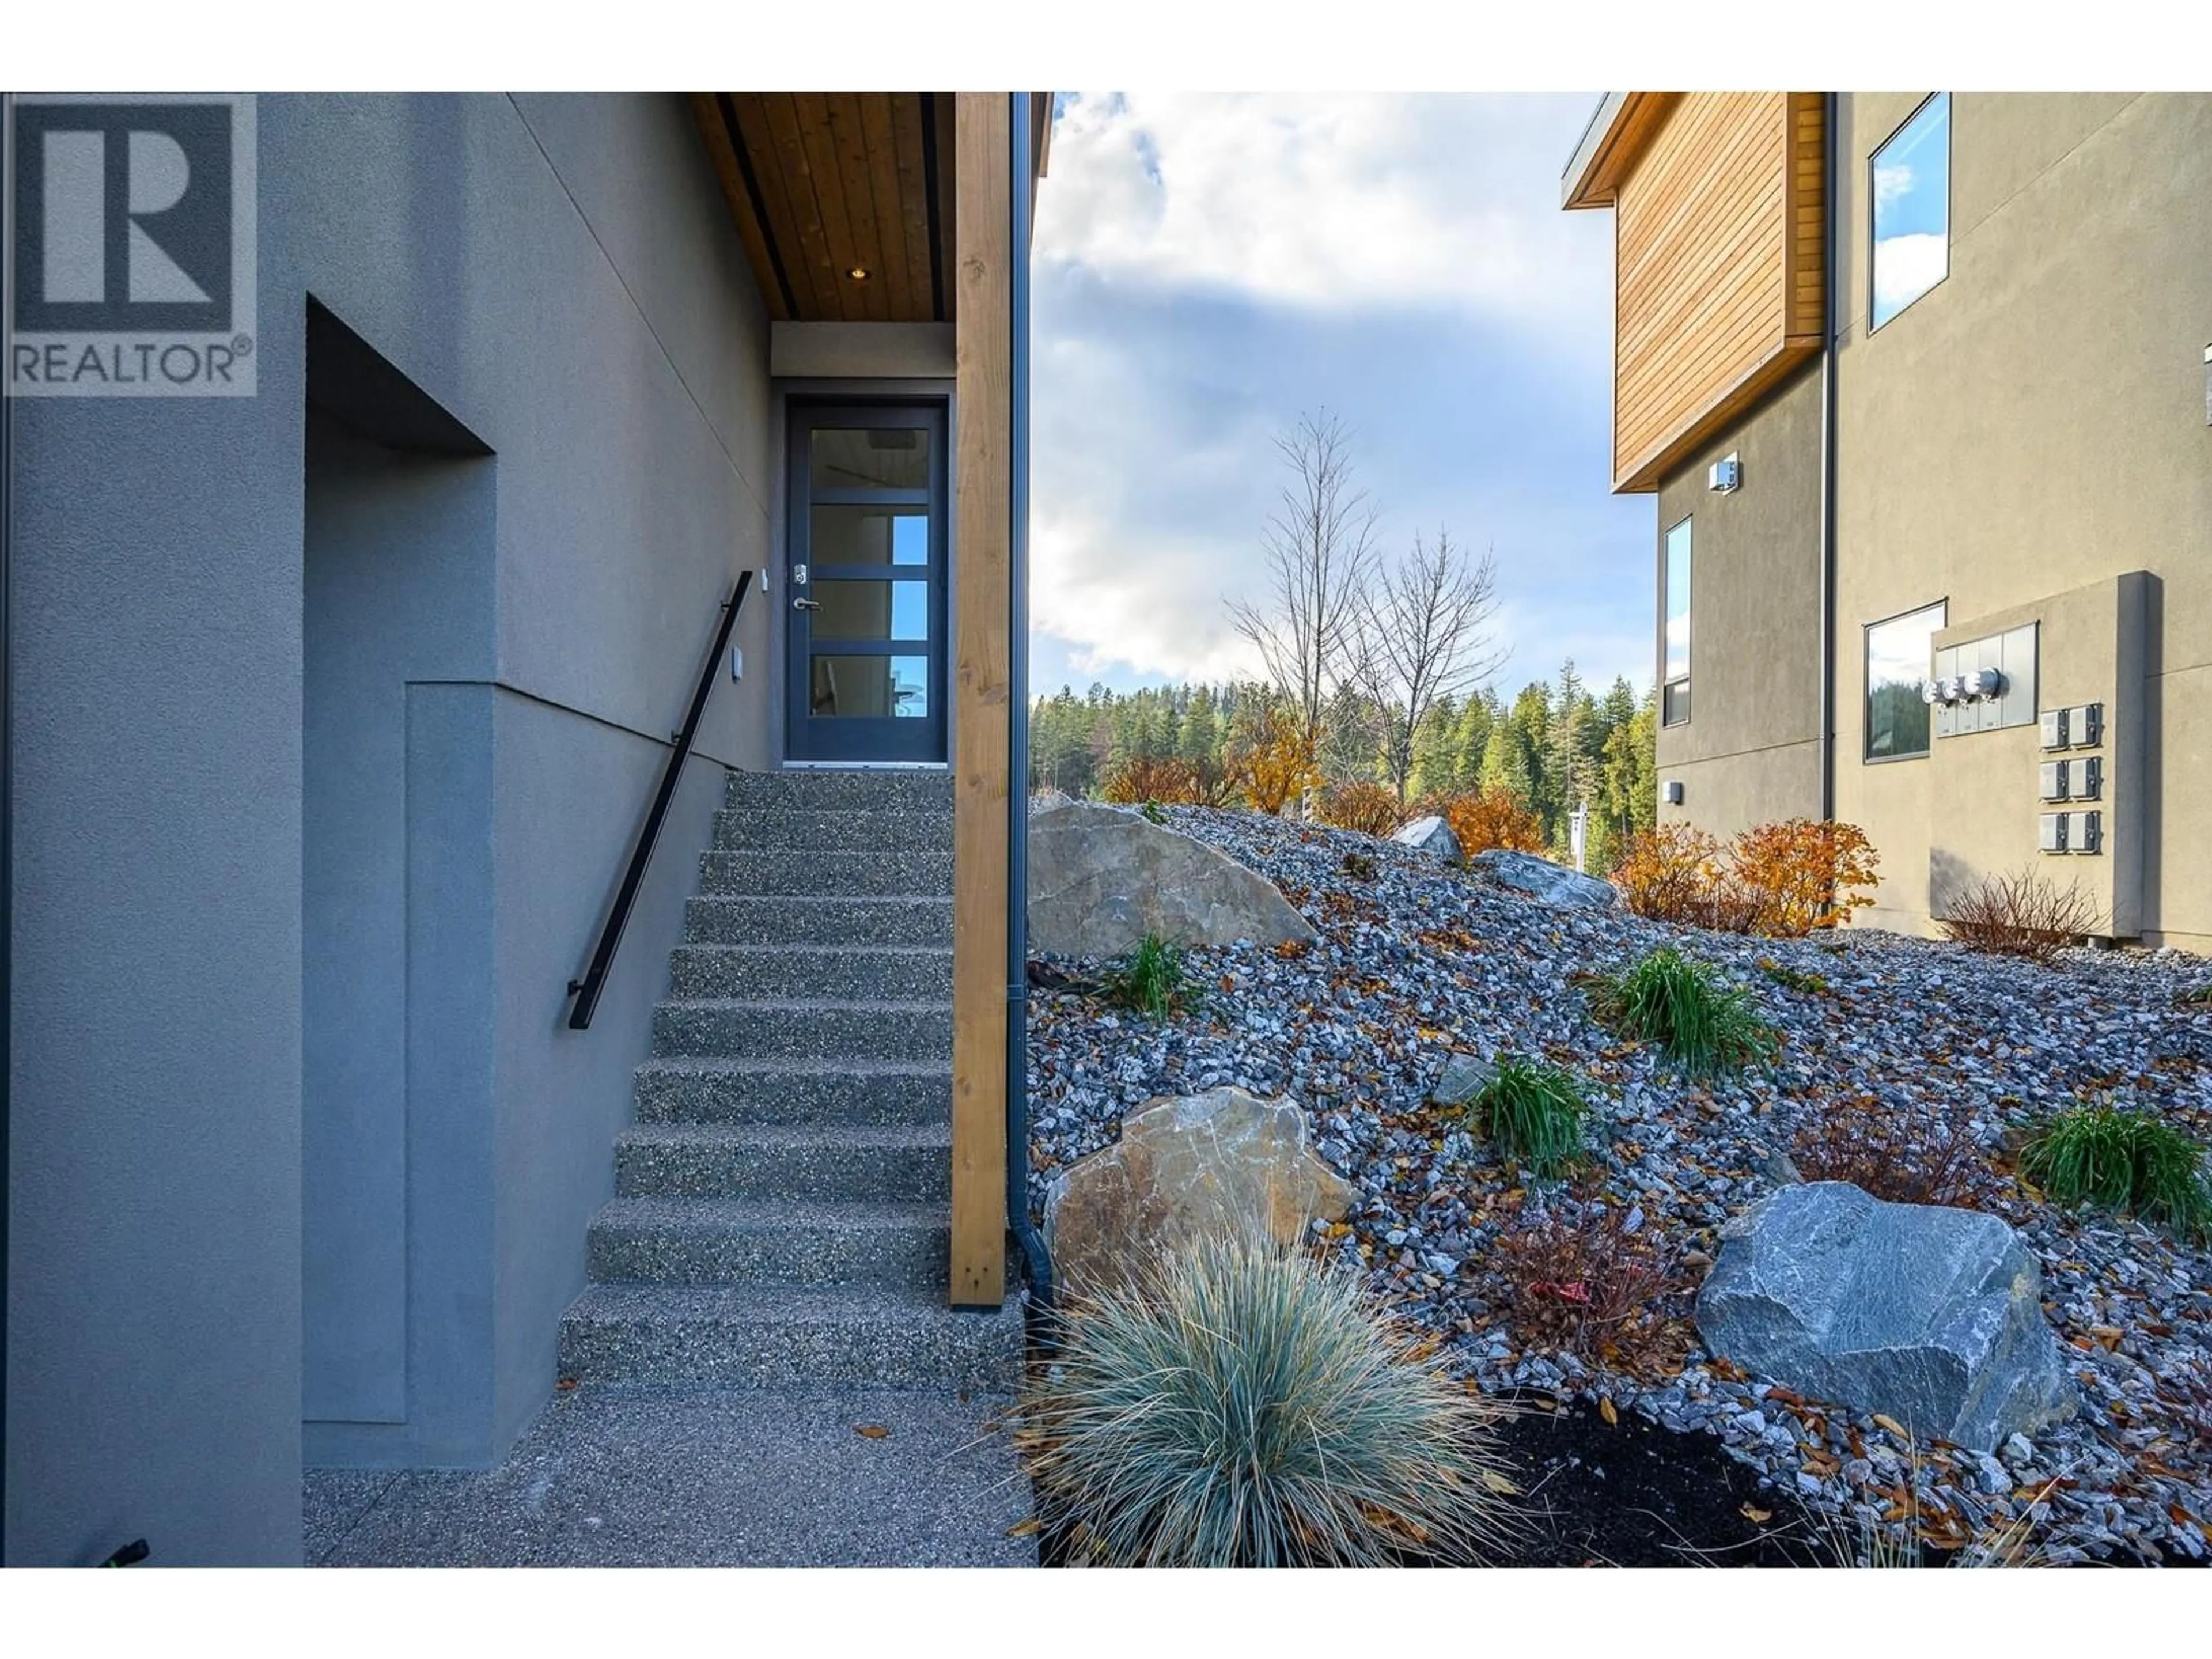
[1563, 93, 2212, 948]
[3, 92, 1047, 1565]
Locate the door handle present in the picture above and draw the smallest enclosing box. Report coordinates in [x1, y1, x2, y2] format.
[793, 596, 820, 611]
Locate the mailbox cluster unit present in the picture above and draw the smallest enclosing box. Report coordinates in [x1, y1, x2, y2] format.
[2038, 702, 2105, 855]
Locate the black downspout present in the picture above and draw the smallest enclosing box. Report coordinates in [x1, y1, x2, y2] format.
[1005, 92, 1052, 1314]
[2, 92, 16, 1567]
[1819, 90, 1840, 821]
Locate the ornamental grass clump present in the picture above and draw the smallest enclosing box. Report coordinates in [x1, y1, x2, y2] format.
[1582, 947, 1779, 1077]
[1099, 932, 1198, 1020]
[1464, 1054, 1588, 1181]
[1018, 1233, 1518, 1567]
[2018, 1099, 2212, 1241]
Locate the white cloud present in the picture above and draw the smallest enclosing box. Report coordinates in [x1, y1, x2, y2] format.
[1035, 92, 1608, 334]
[1028, 93, 1652, 698]
[1873, 230, 1948, 316]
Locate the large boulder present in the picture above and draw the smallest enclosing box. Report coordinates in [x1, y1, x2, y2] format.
[1391, 814, 1464, 865]
[1027, 801, 1316, 956]
[1043, 1087, 1355, 1298]
[1471, 849, 1617, 910]
[1696, 1182, 2076, 1451]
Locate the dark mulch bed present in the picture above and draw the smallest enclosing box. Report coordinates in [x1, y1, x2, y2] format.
[1482, 1393, 1834, 1567]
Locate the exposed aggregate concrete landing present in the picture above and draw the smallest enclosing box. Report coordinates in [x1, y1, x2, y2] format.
[305, 1384, 1034, 1567]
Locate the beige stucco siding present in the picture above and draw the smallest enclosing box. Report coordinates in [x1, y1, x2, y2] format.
[1831, 92, 2212, 940]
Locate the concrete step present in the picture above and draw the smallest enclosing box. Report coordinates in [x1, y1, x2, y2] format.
[633, 1059, 951, 1127]
[667, 945, 952, 1002]
[698, 848, 953, 899]
[586, 1196, 949, 1289]
[557, 1281, 1025, 1390]
[651, 998, 952, 1062]
[684, 895, 951, 948]
[724, 770, 954, 814]
[712, 806, 955, 853]
[614, 1123, 950, 1204]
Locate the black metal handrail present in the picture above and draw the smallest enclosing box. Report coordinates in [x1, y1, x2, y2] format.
[567, 571, 752, 1030]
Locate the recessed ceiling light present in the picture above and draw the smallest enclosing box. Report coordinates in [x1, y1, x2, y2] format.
[847, 266, 870, 281]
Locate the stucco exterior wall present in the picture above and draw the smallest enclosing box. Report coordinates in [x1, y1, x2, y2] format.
[1653, 359, 1827, 835]
[1830, 93, 2212, 942]
[7, 93, 773, 1563]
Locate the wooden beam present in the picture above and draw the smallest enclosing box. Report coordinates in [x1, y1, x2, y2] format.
[689, 93, 791, 323]
[948, 91, 1012, 1309]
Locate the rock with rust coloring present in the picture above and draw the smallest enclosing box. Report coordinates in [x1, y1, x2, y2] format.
[1043, 1086, 1354, 1298]
[1027, 801, 1315, 956]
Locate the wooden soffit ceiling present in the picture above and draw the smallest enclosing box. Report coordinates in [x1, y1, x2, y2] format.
[691, 92, 953, 324]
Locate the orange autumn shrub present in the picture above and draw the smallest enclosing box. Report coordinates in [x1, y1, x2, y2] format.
[1228, 705, 1317, 816]
[1612, 823, 1729, 926]
[1417, 788, 1546, 857]
[1100, 756, 1207, 807]
[1612, 818, 1879, 938]
[1313, 781, 1404, 838]
[1732, 818, 1879, 936]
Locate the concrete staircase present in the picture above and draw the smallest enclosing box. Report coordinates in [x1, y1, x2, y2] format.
[558, 769, 1025, 1391]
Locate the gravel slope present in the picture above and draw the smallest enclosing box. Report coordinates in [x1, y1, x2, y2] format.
[1025, 804, 2212, 1565]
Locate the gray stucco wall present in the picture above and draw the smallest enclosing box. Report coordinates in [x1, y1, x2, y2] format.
[8, 93, 773, 1563]
[1652, 359, 1827, 836]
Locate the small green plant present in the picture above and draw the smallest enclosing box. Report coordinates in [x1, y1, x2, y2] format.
[1100, 932, 1197, 1018]
[1756, 957, 1831, 997]
[2018, 1098, 2212, 1241]
[1141, 799, 1168, 825]
[1584, 947, 1779, 1077]
[1462, 1055, 1587, 1180]
[1341, 850, 1378, 881]
[2177, 984, 2212, 1009]
[1017, 1232, 1517, 1566]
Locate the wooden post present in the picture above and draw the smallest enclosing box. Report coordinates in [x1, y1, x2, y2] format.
[948, 92, 1012, 1306]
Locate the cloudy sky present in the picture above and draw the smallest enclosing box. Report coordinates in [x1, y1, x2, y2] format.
[1029, 92, 1652, 701]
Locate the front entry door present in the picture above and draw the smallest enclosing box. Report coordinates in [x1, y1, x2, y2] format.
[785, 402, 949, 763]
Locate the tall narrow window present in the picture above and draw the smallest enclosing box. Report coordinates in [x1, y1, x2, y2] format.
[1870, 93, 1950, 329]
[1863, 601, 1946, 761]
[1662, 516, 1691, 726]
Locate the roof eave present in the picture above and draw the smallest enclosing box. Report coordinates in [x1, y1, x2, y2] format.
[1560, 91, 1680, 210]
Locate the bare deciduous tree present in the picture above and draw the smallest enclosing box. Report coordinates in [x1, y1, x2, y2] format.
[1355, 529, 1504, 801]
[1226, 411, 1381, 768]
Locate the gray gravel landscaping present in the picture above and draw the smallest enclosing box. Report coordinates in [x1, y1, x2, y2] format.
[1025, 804, 2212, 1565]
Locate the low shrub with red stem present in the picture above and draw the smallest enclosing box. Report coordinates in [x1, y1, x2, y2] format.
[1494, 1197, 1685, 1377]
[1789, 1092, 1993, 1210]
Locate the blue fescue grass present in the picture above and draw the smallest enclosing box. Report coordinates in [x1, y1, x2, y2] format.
[1019, 1233, 1518, 1566]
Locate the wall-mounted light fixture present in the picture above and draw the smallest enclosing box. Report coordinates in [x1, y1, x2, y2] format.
[1707, 454, 1741, 494]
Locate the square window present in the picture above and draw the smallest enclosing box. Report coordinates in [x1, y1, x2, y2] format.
[1871, 93, 1950, 329]
[1864, 601, 1946, 761]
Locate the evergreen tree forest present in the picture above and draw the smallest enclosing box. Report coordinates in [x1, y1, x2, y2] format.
[1028, 666, 1660, 873]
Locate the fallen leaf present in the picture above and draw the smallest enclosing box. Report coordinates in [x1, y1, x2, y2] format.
[1599, 1396, 1618, 1426]
[1004, 1517, 1043, 1537]
[1872, 1413, 1908, 1439]
[1480, 1470, 1521, 1495]
[555, 1377, 579, 1393]
[855, 1424, 891, 1439]
[1740, 1503, 1772, 1524]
